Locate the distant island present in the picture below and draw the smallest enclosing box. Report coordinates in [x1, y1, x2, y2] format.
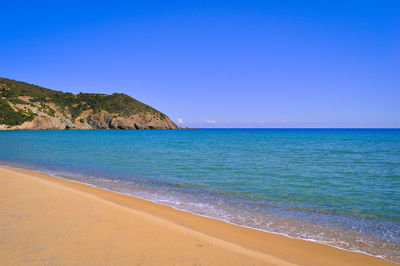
[0, 77, 179, 130]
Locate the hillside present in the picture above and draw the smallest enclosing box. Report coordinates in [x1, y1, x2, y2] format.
[0, 77, 179, 130]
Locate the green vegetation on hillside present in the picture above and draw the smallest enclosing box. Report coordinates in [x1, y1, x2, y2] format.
[0, 77, 167, 125]
[0, 99, 35, 126]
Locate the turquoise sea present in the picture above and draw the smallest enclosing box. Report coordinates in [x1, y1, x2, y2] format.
[0, 129, 399, 262]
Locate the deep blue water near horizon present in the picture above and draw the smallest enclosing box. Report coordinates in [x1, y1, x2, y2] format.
[0, 129, 399, 262]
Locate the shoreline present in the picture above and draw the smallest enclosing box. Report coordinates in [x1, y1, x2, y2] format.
[0, 162, 392, 261]
[0, 165, 396, 265]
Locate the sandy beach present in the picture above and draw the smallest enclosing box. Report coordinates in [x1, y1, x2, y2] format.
[0, 165, 395, 265]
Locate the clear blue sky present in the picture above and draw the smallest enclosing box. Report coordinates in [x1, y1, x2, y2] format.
[1, 1, 399, 128]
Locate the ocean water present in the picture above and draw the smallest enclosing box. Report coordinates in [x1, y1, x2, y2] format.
[0, 129, 399, 262]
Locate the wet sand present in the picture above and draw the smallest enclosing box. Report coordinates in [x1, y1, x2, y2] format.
[0, 166, 395, 265]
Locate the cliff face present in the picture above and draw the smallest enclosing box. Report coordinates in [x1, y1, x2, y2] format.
[0, 78, 179, 130]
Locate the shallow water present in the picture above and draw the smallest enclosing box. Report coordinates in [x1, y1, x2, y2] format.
[0, 129, 399, 262]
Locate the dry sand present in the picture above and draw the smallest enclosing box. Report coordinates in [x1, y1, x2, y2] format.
[0, 166, 395, 265]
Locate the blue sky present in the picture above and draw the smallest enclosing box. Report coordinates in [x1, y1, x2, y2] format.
[1, 1, 399, 128]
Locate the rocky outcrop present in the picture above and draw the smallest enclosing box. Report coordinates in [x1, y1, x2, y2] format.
[1, 103, 179, 130]
[0, 77, 180, 130]
[72, 110, 179, 130]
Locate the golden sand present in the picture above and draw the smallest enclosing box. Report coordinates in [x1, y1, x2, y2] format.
[0, 166, 395, 265]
